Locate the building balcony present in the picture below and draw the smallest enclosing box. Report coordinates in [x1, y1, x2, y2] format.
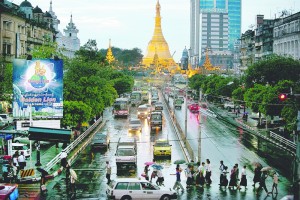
[27, 37, 44, 44]
[3, 30, 14, 38]
[255, 42, 262, 47]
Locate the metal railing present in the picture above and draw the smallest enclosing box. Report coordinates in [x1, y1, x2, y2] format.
[162, 92, 192, 162]
[270, 131, 296, 151]
[44, 118, 104, 172]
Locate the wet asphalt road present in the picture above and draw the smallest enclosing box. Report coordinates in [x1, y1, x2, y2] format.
[45, 93, 293, 200]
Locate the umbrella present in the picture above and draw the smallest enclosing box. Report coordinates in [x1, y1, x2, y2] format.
[186, 162, 198, 166]
[261, 166, 272, 172]
[174, 160, 185, 165]
[144, 161, 155, 166]
[151, 164, 164, 170]
[36, 168, 49, 176]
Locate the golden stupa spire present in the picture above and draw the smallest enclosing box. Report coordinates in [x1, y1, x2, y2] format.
[106, 39, 115, 65]
[142, 0, 176, 70]
[203, 48, 213, 70]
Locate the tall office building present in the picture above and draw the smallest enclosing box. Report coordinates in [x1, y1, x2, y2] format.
[190, 0, 241, 65]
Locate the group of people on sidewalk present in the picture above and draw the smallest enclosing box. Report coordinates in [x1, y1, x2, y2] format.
[1, 151, 27, 183]
[145, 159, 279, 197]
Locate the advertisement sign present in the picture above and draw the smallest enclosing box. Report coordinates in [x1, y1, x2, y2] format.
[13, 59, 63, 118]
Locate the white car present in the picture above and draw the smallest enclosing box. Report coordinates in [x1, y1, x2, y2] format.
[0, 114, 13, 125]
[11, 143, 31, 158]
[106, 178, 177, 200]
[128, 118, 142, 132]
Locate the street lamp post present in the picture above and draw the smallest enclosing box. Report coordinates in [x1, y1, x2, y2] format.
[184, 76, 188, 144]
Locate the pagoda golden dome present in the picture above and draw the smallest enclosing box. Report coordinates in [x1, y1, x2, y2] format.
[142, 0, 177, 70]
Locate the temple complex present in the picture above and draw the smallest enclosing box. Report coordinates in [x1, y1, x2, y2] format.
[142, 0, 177, 71]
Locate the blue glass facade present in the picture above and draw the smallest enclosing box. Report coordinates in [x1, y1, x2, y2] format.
[199, 0, 241, 50]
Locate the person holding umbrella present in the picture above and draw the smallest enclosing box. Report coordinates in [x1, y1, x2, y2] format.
[171, 167, 184, 192]
[156, 169, 164, 186]
[256, 170, 270, 195]
[253, 162, 262, 187]
[144, 164, 150, 181]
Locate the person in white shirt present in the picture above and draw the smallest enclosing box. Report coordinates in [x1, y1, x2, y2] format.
[238, 165, 247, 190]
[205, 159, 212, 185]
[156, 170, 164, 186]
[18, 152, 26, 170]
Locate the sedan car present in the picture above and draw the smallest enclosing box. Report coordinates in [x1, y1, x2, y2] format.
[153, 139, 172, 158]
[188, 103, 199, 113]
[154, 102, 163, 111]
[91, 132, 110, 149]
[128, 118, 142, 132]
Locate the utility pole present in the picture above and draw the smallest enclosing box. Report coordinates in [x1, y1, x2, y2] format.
[294, 110, 300, 199]
[198, 88, 202, 162]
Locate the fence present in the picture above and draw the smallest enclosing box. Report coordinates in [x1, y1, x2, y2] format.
[45, 118, 105, 172]
[270, 131, 296, 151]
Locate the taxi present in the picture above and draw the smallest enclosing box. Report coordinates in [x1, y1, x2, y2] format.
[153, 139, 172, 158]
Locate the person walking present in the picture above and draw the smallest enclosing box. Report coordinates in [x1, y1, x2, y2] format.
[253, 164, 262, 187]
[229, 165, 237, 189]
[219, 160, 225, 185]
[156, 170, 164, 186]
[268, 172, 278, 195]
[171, 167, 184, 192]
[220, 166, 229, 188]
[256, 171, 269, 195]
[238, 165, 247, 190]
[144, 165, 150, 181]
[106, 161, 112, 185]
[205, 159, 212, 185]
[185, 165, 193, 188]
[18, 152, 26, 170]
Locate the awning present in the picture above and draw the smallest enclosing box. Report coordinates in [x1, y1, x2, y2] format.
[29, 127, 71, 142]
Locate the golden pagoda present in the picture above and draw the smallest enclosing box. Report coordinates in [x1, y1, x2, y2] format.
[142, 0, 176, 70]
[106, 39, 115, 65]
[202, 48, 220, 71]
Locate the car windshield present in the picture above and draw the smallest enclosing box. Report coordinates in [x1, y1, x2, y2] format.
[130, 120, 141, 125]
[116, 149, 135, 156]
[114, 103, 127, 110]
[151, 114, 162, 120]
[138, 108, 148, 112]
[155, 141, 169, 147]
[95, 134, 106, 140]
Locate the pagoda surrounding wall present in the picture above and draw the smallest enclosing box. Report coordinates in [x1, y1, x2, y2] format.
[142, 0, 176, 70]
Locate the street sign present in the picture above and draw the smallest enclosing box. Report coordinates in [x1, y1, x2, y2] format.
[20, 168, 35, 178]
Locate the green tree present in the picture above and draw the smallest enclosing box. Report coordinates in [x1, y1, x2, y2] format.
[244, 55, 300, 88]
[0, 58, 13, 101]
[62, 101, 92, 128]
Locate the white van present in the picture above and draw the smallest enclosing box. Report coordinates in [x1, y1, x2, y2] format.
[11, 143, 31, 158]
[0, 114, 13, 125]
[106, 178, 177, 200]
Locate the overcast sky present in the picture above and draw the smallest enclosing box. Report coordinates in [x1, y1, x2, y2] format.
[12, 0, 300, 61]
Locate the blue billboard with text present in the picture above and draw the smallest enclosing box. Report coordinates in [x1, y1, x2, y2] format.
[13, 59, 63, 118]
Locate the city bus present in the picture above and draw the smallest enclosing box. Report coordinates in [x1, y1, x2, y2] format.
[113, 98, 130, 117]
[130, 91, 142, 106]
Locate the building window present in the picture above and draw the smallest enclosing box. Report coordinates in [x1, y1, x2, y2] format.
[69, 33, 72, 37]
[2, 44, 12, 55]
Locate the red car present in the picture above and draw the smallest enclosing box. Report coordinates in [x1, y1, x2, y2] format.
[188, 103, 199, 113]
[0, 184, 19, 200]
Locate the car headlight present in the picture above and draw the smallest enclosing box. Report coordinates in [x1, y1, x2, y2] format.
[138, 112, 140, 114]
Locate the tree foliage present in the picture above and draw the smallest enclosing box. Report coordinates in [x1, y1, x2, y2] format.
[244, 55, 300, 88]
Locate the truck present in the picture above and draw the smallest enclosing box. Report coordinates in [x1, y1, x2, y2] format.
[115, 138, 137, 169]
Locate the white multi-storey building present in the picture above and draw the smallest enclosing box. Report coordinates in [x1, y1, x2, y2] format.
[273, 12, 300, 60]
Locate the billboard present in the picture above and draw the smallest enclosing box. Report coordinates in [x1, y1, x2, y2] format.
[13, 59, 63, 118]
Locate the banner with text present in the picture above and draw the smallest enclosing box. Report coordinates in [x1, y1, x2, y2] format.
[13, 59, 63, 118]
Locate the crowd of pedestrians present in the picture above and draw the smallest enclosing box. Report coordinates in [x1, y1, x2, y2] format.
[139, 159, 280, 197]
[1, 150, 27, 183]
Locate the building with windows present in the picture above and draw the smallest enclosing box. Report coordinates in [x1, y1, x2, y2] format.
[190, 0, 241, 64]
[273, 12, 300, 60]
[0, 0, 80, 60]
[1, 0, 55, 61]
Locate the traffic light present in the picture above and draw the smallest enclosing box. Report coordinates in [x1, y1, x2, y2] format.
[278, 93, 288, 101]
